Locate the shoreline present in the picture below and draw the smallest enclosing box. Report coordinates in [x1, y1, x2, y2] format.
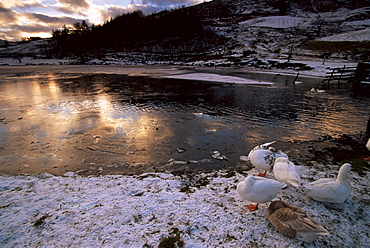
[0, 63, 328, 81]
[0, 56, 359, 78]
[0, 64, 326, 91]
[0, 133, 368, 177]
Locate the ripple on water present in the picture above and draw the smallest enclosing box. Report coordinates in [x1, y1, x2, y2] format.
[0, 72, 369, 174]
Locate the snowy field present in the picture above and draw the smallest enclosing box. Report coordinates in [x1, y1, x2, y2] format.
[1, 163, 369, 247]
[244, 16, 304, 29]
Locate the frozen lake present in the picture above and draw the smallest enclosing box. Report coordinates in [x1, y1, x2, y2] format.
[0, 66, 369, 175]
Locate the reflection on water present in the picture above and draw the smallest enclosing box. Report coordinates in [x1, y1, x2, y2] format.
[0, 71, 369, 175]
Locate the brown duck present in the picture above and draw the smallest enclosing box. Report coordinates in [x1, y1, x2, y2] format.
[267, 200, 329, 242]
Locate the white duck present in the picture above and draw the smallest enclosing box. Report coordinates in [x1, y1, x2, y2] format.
[273, 157, 301, 187]
[236, 175, 286, 211]
[267, 200, 330, 242]
[240, 141, 288, 177]
[305, 163, 351, 203]
[364, 138, 370, 161]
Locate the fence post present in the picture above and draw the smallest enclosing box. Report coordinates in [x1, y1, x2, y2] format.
[338, 65, 346, 87]
[327, 68, 335, 88]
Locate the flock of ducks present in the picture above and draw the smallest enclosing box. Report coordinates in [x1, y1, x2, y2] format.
[236, 141, 355, 242]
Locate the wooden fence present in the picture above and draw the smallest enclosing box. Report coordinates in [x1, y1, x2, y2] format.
[321, 62, 370, 90]
[321, 65, 357, 89]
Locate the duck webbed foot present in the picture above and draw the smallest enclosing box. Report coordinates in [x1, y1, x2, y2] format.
[247, 203, 259, 211]
[258, 171, 267, 177]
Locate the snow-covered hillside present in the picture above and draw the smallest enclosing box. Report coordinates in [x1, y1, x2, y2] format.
[0, 1, 369, 64]
[318, 27, 370, 42]
[0, 39, 53, 55]
[213, 5, 370, 59]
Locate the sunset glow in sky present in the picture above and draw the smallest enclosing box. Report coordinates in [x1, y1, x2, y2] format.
[0, 0, 208, 41]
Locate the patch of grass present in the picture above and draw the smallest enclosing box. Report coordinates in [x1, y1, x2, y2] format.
[158, 228, 184, 248]
[224, 171, 236, 178]
[134, 191, 145, 196]
[179, 185, 193, 193]
[133, 214, 143, 223]
[193, 177, 210, 188]
[225, 233, 237, 242]
[304, 161, 314, 167]
[33, 213, 51, 227]
[178, 172, 210, 189]
[303, 41, 370, 53]
[0, 203, 12, 209]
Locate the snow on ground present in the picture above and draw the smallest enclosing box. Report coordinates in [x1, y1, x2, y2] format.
[262, 59, 359, 78]
[0, 163, 369, 247]
[244, 16, 305, 29]
[0, 55, 359, 81]
[163, 72, 274, 85]
[0, 56, 69, 66]
[0, 39, 51, 55]
[317, 27, 370, 42]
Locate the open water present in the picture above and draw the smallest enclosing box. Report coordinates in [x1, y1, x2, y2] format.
[0, 70, 369, 175]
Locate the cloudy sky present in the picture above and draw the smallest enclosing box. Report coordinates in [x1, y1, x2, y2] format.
[1, 0, 208, 41]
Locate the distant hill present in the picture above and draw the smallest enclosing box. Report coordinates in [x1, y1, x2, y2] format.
[197, 0, 370, 60]
[1, 0, 370, 62]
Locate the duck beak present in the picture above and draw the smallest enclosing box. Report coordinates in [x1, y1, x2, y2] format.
[263, 141, 276, 148]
